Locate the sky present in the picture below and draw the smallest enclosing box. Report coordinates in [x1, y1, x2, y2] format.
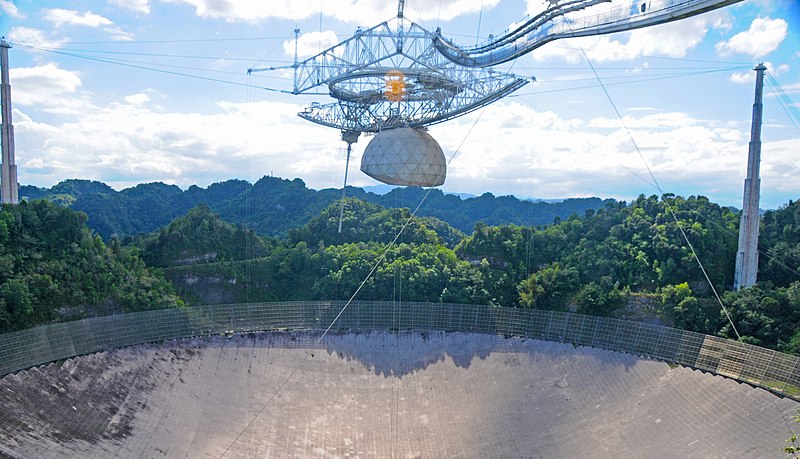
[0, 0, 798, 208]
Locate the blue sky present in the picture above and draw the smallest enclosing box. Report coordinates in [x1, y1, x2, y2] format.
[0, 0, 798, 208]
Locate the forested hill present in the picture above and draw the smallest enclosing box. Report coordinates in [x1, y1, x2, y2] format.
[4, 192, 800, 354]
[151, 194, 800, 353]
[0, 200, 183, 333]
[21, 177, 611, 239]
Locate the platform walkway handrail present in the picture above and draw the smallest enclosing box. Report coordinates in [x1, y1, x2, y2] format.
[1, 301, 799, 399]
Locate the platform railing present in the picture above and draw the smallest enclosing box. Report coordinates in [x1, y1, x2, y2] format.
[1, 301, 799, 399]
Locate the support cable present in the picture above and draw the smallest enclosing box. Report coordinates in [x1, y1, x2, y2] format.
[507, 65, 751, 97]
[321, 112, 485, 339]
[11, 43, 294, 93]
[569, 40, 800, 445]
[766, 74, 800, 134]
[573, 44, 742, 341]
[518, 71, 800, 285]
[22, 46, 284, 62]
[219, 107, 487, 459]
[514, 92, 659, 193]
[525, 90, 537, 279]
[475, 1, 484, 46]
[20, 35, 291, 45]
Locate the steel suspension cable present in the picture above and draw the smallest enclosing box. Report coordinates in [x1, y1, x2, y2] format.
[219, 108, 488, 458]
[571, 40, 742, 341]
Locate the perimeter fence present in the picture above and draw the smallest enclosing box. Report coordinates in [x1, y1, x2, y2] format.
[1, 301, 799, 399]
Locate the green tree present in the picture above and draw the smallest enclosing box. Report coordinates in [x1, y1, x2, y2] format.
[575, 281, 625, 317]
[289, 198, 457, 248]
[519, 263, 578, 311]
[137, 204, 269, 267]
[0, 200, 183, 332]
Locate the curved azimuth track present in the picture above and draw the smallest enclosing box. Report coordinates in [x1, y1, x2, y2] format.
[433, 0, 745, 67]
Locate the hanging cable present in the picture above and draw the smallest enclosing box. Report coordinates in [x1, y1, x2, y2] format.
[573, 44, 742, 341]
[507, 65, 751, 97]
[15, 35, 291, 45]
[11, 50, 292, 81]
[766, 74, 800, 134]
[544, 43, 753, 65]
[12, 43, 295, 93]
[21, 46, 284, 62]
[525, 89, 537, 280]
[520, 66, 752, 84]
[218, 107, 488, 458]
[518, 67, 800, 286]
[475, 0, 485, 46]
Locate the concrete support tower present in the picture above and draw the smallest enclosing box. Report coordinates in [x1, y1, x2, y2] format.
[733, 63, 767, 290]
[1, 39, 18, 205]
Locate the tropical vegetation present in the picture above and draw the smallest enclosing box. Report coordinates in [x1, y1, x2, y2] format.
[4, 184, 800, 356]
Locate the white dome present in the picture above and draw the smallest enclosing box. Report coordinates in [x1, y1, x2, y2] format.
[360, 128, 446, 187]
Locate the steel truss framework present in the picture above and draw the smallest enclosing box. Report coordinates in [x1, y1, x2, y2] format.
[248, 0, 743, 134]
[269, 19, 530, 133]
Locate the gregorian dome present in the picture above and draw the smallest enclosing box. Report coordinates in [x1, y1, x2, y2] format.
[360, 127, 446, 187]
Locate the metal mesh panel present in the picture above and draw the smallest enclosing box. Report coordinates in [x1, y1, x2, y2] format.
[740, 345, 775, 384]
[562, 313, 587, 345]
[762, 352, 798, 393]
[717, 340, 750, 379]
[652, 327, 684, 362]
[526, 309, 549, 339]
[504, 307, 527, 337]
[574, 314, 600, 347]
[2, 301, 800, 400]
[674, 331, 704, 367]
[613, 320, 641, 353]
[632, 323, 661, 357]
[696, 335, 725, 373]
[591, 317, 619, 349]
[545, 310, 568, 342]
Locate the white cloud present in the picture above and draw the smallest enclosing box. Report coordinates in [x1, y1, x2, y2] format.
[588, 112, 699, 129]
[759, 138, 800, 194]
[729, 73, 751, 84]
[8, 27, 68, 49]
[412, 0, 502, 22]
[124, 93, 150, 105]
[420, 100, 765, 203]
[0, 0, 23, 19]
[160, 0, 499, 23]
[11, 88, 799, 208]
[110, 0, 151, 15]
[715, 17, 788, 58]
[778, 82, 800, 96]
[104, 26, 136, 41]
[284, 31, 340, 58]
[729, 62, 789, 84]
[531, 12, 729, 63]
[9, 64, 88, 114]
[43, 9, 113, 28]
[13, 97, 348, 190]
